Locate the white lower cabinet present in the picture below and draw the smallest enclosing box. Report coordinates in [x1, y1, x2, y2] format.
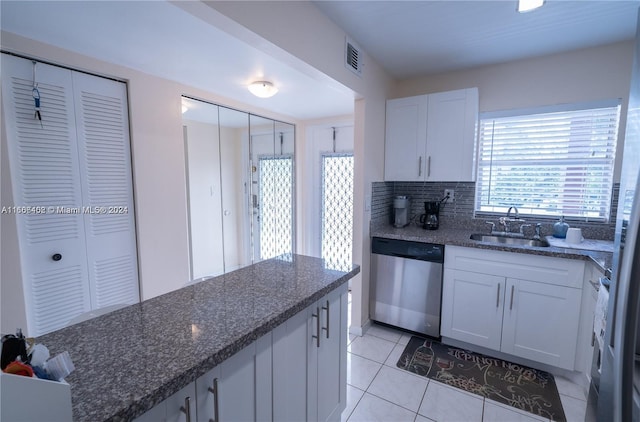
[133, 382, 196, 422]
[441, 269, 505, 350]
[195, 335, 272, 422]
[133, 284, 348, 422]
[501, 278, 581, 369]
[441, 246, 584, 370]
[272, 283, 348, 422]
[308, 285, 348, 422]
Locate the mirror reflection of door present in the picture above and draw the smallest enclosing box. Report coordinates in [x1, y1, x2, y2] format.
[182, 99, 224, 280]
[249, 116, 295, 261]
[218, 106, 251, 272]
[182, 97, 295, 279]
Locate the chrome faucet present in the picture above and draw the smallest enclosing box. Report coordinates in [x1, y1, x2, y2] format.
[506, 206, 519, 220]
[498, 206, 524, 234]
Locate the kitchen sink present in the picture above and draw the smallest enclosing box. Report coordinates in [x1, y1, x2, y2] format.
[469, 233, 550, 248]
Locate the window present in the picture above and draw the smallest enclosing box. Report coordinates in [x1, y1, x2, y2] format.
[475, 101, 621, 221]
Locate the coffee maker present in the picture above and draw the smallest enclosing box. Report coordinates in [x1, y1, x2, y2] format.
[420, 201, 440, 230]
[392, 196, 411, 228]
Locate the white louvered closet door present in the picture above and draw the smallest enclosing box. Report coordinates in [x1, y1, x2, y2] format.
[2, 54, 139, 336]
[71, 71, 139, 310]
[2, 55, 92, 335]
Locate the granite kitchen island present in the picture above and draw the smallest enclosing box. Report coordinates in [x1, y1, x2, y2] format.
[35, 254, 360, 421]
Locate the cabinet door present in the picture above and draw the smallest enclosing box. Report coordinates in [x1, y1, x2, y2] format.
[165, 382, 197, 422]
[425, 88, 478, 181]
[384, 95, 427, 181]
[195, 365, 220, 422]
[306, 284, 348, 422]
[134, 382, 196, 422]
[441, 269, 504, 351]
[196, 342, 261, 422]
[501, 279, 582, 370]
[219, 342, 258, 422]
[273, 306, 311, 421]
[317, 286, 346, 422]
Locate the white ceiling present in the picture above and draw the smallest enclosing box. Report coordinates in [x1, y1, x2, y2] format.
[1, 1, 639, 122]
[314, 0, 640, 79]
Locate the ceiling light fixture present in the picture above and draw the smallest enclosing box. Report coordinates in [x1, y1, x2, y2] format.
[517, 0, 544, 13]
[248, 81, 278, 98]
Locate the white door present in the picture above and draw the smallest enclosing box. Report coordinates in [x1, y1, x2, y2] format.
[1, 54, 139, 336]
[2, 54, 92, 335]
[71, 71, 140, 308]
[306, 124, 354, 262]
[441, 269, 505, 351]
[501, 278, 582, 370]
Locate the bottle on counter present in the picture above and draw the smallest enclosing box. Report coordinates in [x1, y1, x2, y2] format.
[552, 216, 570, 238]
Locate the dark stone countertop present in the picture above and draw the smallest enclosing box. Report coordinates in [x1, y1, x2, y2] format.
[36, 254, 360, 421]
[371, 224, 613, 272]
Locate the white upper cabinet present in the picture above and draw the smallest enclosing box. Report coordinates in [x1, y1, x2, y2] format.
[384, 88, 478, 182]
[384, 95, 428, 181]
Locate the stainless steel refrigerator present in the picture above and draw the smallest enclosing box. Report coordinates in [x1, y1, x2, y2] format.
[594, 8, 640, 422]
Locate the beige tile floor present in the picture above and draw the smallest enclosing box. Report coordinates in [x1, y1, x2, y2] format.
[342, 322, 588, 422]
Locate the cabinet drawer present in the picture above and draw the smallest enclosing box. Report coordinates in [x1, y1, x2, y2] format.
[444, 245, 584, 288]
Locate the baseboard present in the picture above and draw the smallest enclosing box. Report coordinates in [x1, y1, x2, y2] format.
[349, 319, 372, 337]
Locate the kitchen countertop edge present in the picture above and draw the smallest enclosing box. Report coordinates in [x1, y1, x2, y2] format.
[371, 225, 613, 272]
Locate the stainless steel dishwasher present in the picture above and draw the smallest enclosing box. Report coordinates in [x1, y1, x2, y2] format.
[370, 237, 444, 338]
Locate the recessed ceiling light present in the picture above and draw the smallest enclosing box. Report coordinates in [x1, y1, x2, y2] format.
[248, 81, 278, 98]
[517, 0, 544, 13]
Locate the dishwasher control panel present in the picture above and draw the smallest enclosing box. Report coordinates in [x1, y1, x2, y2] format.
[371, 237, 444, 263]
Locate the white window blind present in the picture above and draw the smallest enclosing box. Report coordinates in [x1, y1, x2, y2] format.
[476, 102, 621, 221]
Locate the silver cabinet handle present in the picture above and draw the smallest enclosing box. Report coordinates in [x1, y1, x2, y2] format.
[496, 284, 500, 308]
[427, 156, 431, 177]
[510, 285, 515, 310]
[322, 300, 330, 339]
[207, 378, 219, 422]
[312, 307, 320, 347]
[180, 396, 191, 422]
[418, 156, 422, 177]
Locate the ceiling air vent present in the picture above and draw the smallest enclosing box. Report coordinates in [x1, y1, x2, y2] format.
[345, 37, 363, 77]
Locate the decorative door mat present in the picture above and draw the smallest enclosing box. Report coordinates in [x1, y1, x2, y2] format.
[397, 336, 566, 421]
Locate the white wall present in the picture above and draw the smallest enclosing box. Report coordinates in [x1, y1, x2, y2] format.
[394, 41, 634, 180]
